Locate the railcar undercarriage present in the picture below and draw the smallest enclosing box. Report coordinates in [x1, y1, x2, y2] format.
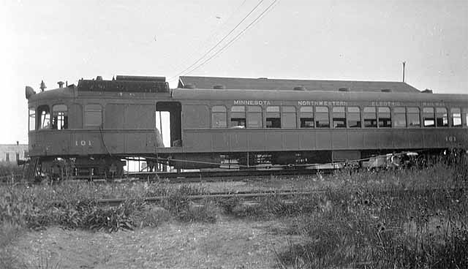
[21, 148, 466, 182]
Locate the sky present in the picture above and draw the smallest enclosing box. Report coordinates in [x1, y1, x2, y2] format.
[1, 0, 467, 144]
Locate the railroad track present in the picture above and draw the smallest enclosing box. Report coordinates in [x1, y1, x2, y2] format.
[96, 189, 321, 206]
[95, 185, 467, 207]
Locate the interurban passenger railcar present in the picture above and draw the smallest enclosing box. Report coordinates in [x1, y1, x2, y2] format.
[25, 75, 468, 179]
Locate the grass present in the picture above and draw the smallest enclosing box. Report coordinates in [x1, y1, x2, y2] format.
[1, 158, 467, 268]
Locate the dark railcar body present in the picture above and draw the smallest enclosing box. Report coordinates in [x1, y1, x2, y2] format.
[26, 76, 468, 176]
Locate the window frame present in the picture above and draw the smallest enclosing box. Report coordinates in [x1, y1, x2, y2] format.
[247, 106, 262, 128]
[332, 107, 346, 128]
[281, 106, 297, 129]
[377, 107, 391, 128]
[230, 106, 246, 128]
[363, 107, 377, 128]
[407, 107, 420, 127]
[212, 105, 227, 128]
[52, 104, 68, 130]
[29, 107, 36, 132]
[435, 107, 448, 127]
[423, 107, 435, 127]
[393, 107, 406, 128]
[300, 106, 314, 128]
[450, 108, 462, 127]
[315, 106, 330, 128]
[266, 106, 281, 128]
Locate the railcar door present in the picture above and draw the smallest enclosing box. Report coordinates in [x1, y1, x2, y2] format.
[155, 102, 182, 148]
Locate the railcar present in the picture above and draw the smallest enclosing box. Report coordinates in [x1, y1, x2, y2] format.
[25, 75, 468, 180]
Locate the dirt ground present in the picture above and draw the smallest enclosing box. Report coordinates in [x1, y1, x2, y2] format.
[11, 217, 303, 269]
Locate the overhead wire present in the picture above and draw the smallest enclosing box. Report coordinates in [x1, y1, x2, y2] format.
[168, 0, 248, 82]
[169, 0, 270, 81]
[181, 0, 279, 76]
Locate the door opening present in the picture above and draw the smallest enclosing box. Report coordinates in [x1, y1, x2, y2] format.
[156, 102, 182, 147]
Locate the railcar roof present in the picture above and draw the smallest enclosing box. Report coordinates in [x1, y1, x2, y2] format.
[178, 76, 420, 93]
[172, 88, 468, 104]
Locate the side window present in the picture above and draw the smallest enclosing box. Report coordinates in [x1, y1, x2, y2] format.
[266, 106, 281, 128]
[315, 106, 330, 128]
[282, 106, 296, 128]
[332, 107, 346, 128]
[451, 108, 461, 127]
[407, 107, 420, 127]
[423, 107, 435, 127]
[230, 106, 246, 128]
[393, 107, 406, 127]
[300, 107, 314, 128]
[212, 106, 227, 128]
[247, 106, 262, 128]
[52, 104, 68, 130]
[436, 108, 448, 127]
[29, 107, 35, 131]
[84, 104, 102, 127]
[363, 107, 377, 128]
[378, 107, 391, 128]
[37, 105, 51, 129]
[463, 108, 468, 127]
[347, 107, 361, 128]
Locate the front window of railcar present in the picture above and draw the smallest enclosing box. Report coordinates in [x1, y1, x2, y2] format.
[84, 104, 102, 127]
[52, 104, 68, 130]
[451, 108, 462, 127]
[28, 107, 35, 131]
[37, 105, 51, 129]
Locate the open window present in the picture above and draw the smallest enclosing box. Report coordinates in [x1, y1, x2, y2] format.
[266, 106, 281, 128]
[37, 105, 50, 129]
[451, 108, 462, 127]
[363, 107, 377, 128]
[423, 107, 435, 127]
[435, 107, 448, 127]
[230, 106, 246, 128]
[156, 102, 182, 147]
[378, 107, 391, 127]
[333, 107, 346, 128]
[52, 104, 68, 130]
[347, 107, 361, 128]
[300, 107, 314, 128]
[315, 106, 330, 128]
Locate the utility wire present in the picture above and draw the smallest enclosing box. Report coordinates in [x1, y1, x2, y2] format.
[183, 0, 279, 76]
[168, 0, 248, 81]
[169, 0, 267, 80]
